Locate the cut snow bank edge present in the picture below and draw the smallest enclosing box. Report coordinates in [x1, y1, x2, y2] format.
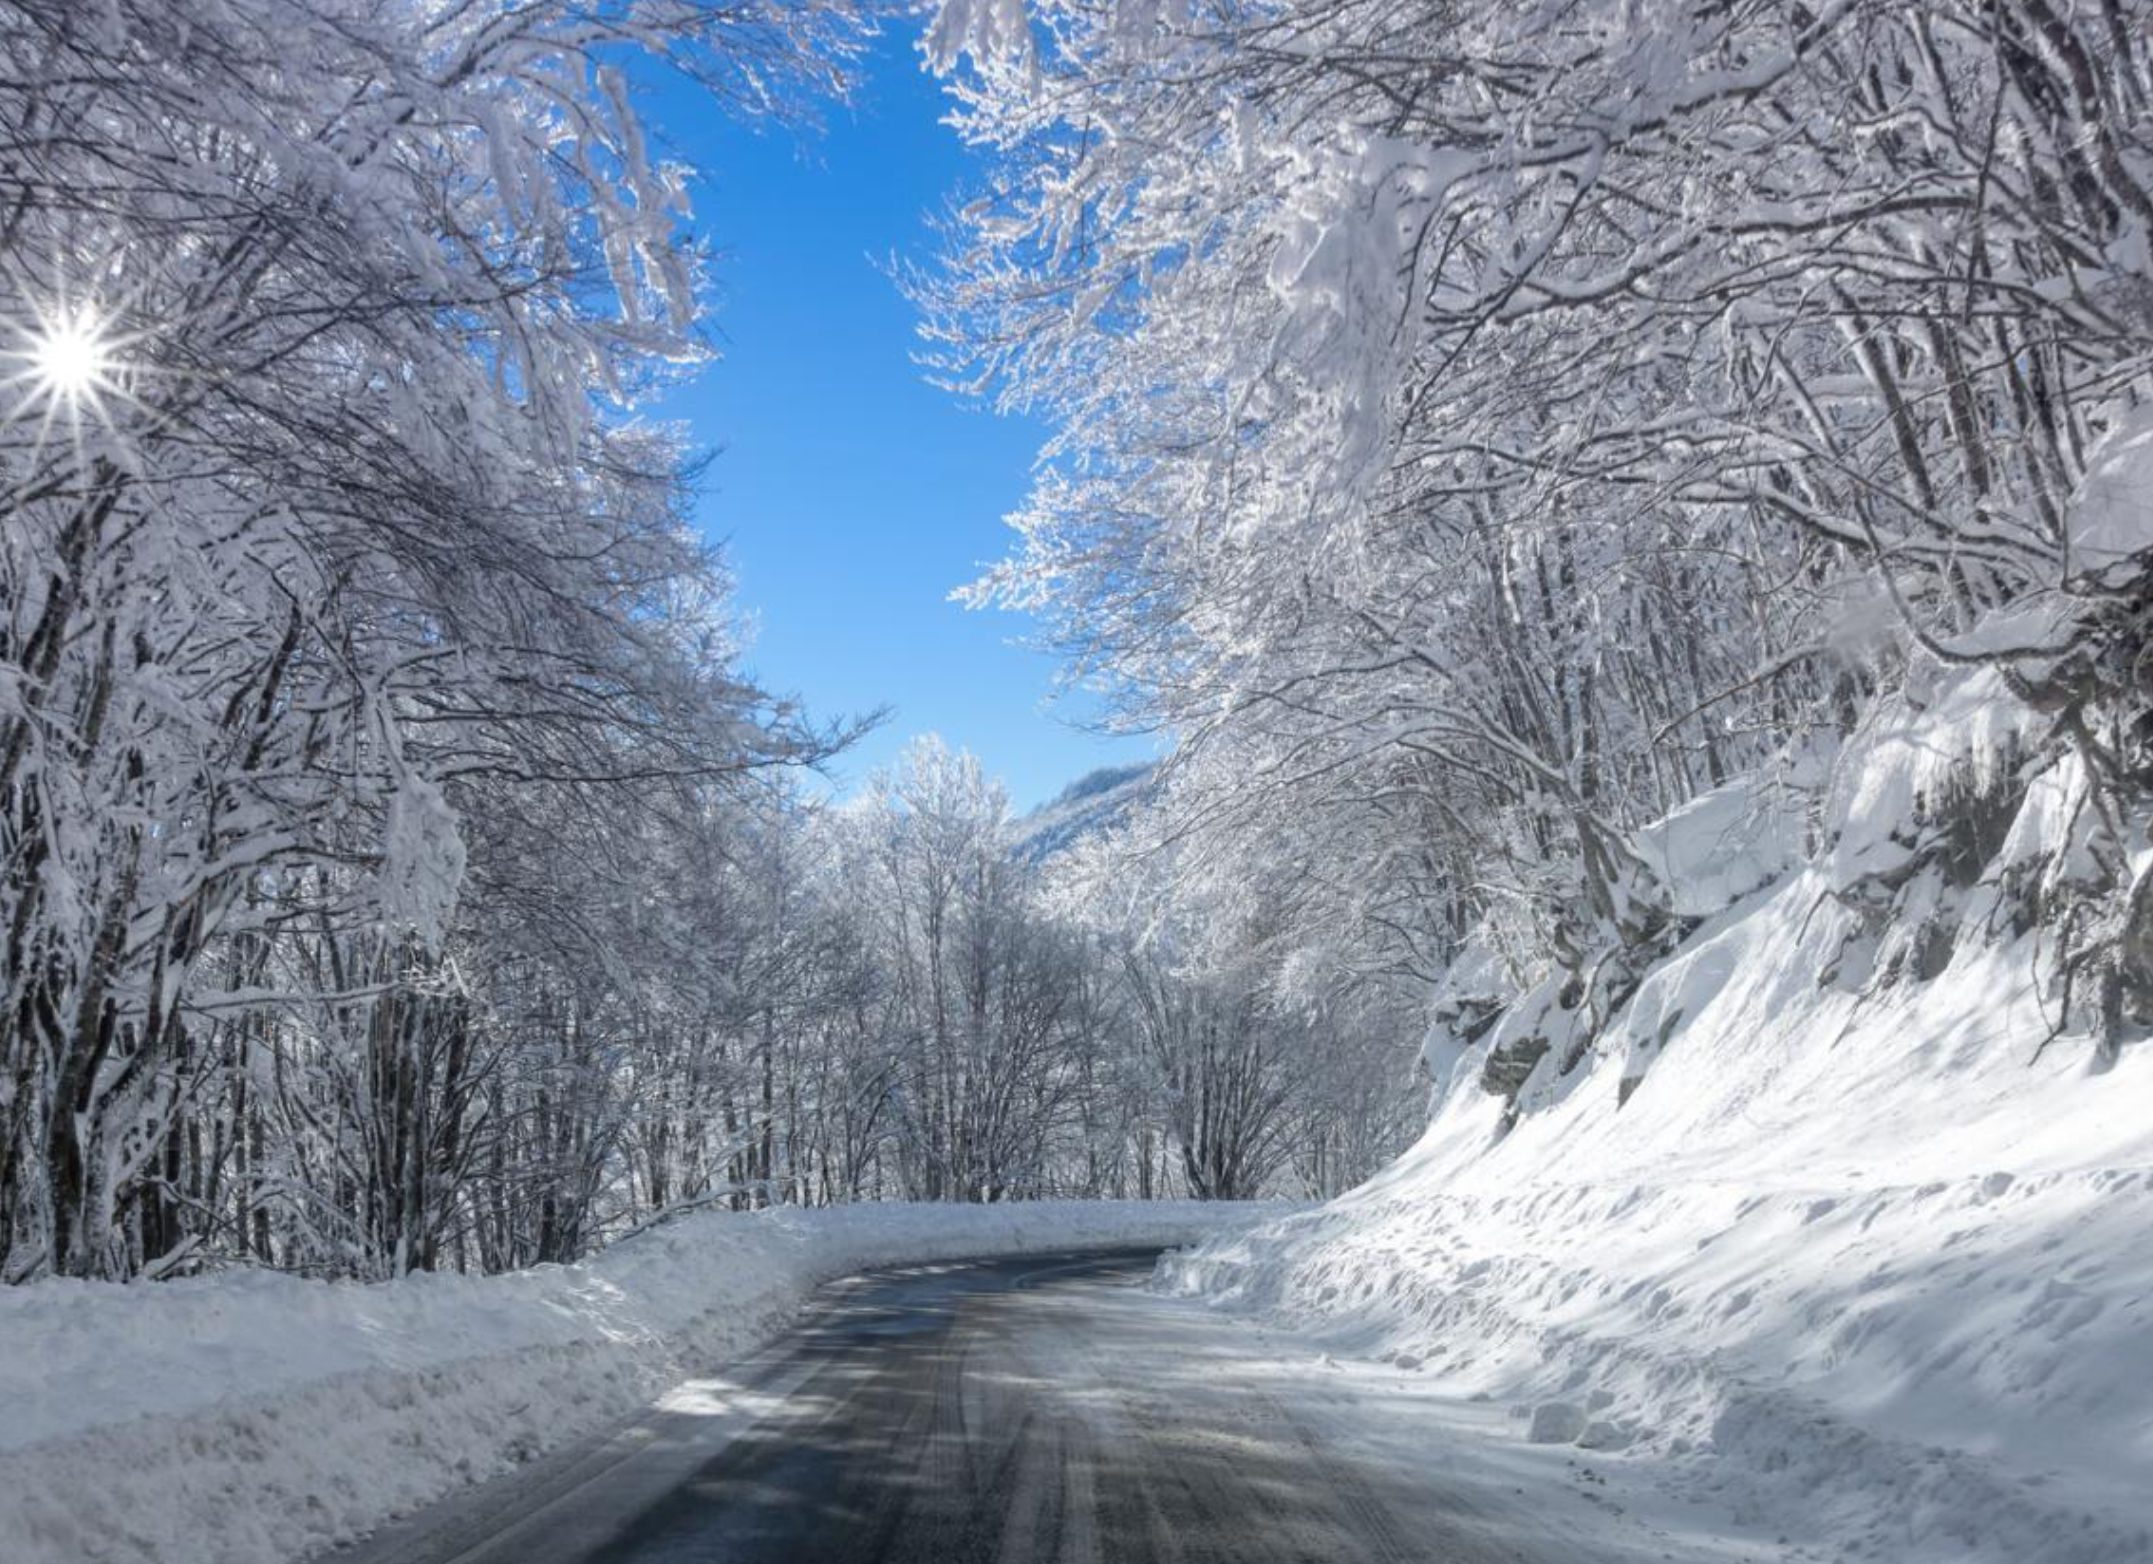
[0, 1199, 1283, 1564]
[1161, 865, 2153, 1564]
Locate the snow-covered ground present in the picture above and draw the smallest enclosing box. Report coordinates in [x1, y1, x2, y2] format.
[10, 692, 2151, 1564]
[0, 1200, 1281, 1564]
[1164, 859, 2153, 1563]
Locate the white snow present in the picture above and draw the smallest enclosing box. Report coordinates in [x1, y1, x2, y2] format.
[0, 1200, 1281, 1564]
[2068, 411, 2153, 584]
[1633, 771, 1809, 921]
[1164, 721, 2153, 1563]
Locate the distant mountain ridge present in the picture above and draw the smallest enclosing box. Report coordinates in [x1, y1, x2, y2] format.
[1011, 762, 1156, 862]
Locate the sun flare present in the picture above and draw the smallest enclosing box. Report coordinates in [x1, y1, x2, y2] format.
[29, 309, 115, 403]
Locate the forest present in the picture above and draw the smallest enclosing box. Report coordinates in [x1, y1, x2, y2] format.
[0, 0, 1417, 1284]
[4, 0, 2150, 1288]
[926, 0, 2153, 1123]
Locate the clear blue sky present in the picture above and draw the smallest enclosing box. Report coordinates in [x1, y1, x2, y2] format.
[631, 28, 1153, 811]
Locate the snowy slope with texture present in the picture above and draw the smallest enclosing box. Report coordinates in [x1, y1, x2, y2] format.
[0, 1200, 1279, 1564]
[1163, 684, 2153, 1564]
[1011, 761, 1157, 863]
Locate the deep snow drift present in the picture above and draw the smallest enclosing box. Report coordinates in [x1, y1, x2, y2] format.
[1164, 692, 2153, 1564]
[0, 1200, 1278, 1564]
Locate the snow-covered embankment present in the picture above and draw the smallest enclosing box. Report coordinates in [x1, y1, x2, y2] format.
[1163, 688, 2153, 1564]
[0, 1199, 1276, 1564]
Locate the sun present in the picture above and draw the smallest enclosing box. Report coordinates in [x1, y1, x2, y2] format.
[1, 291, 141, 444]
[28, 308, 116, 403]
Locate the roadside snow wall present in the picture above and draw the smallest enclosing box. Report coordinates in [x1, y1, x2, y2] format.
[1163, 672, 2153, 1564]
[0, 1199, 1279, 1564]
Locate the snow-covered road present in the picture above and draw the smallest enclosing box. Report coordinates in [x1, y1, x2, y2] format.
[342, 1248, 1724, 1564]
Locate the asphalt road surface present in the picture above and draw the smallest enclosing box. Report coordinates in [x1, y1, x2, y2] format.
[344, 1248, 1538, 1564]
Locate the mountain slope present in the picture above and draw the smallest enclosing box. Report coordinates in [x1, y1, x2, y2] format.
[1011, 762, 1156, 863]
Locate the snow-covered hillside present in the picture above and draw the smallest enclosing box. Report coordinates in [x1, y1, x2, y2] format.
[0, 1201, 1279, 1564]
[1011, 761, 1157, 863]
[1163, 683, 2153, 1564]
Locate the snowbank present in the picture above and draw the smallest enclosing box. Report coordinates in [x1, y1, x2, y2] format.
[1168, 906, 2153, 1560]
[1163, 701, 2153, 1563]
[0, 1199, 1278, 1564]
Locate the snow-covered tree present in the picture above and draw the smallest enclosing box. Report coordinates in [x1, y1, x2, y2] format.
[0, 0, 859, 1280]
[923, 0, 2153, 1087]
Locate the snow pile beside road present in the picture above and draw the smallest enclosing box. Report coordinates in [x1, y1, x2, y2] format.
[0, 1199, 1276, 1564]
[1163, 713, 2153, 1562]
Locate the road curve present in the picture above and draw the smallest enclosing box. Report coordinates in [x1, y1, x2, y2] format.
[344, 1248, 1534, 1564]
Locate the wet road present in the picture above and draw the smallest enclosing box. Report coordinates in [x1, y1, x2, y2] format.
[346, 1249, 1531, 1564]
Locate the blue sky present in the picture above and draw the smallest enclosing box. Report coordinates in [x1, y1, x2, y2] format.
[633, 28, 1153, 811]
